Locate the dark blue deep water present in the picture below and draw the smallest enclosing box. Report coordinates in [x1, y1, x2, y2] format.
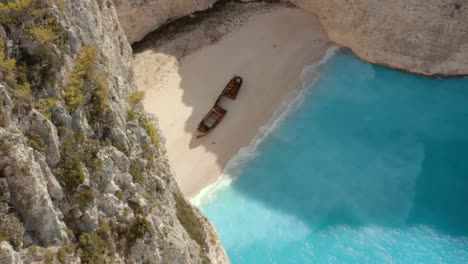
[199, 51, 468, 263]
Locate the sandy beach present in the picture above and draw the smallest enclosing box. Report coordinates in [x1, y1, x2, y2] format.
[133, 3, 331, 197]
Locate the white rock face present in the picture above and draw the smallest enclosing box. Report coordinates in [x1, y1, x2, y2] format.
[117, 0, 468, 75]
[0, 132, 68, 246]
[115, 0, 217, 43]
[292, 0, 468, 75]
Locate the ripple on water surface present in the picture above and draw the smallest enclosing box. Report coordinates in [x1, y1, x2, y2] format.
[199, 50, 468, 264]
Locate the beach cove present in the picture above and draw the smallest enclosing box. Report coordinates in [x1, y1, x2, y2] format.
[132, 2, 468, 262]
[133, 2, 331, 197]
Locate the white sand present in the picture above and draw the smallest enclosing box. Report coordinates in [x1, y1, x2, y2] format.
[133, 6, 331, 197]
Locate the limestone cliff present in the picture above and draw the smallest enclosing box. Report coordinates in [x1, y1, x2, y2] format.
[0, 0, 228, 263]
[115, 0, 217, 43]
[291, 0, 468, 76]
[118, 0, 468, 75]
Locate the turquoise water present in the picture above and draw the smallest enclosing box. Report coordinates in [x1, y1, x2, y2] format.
[199, 50, 468, 263]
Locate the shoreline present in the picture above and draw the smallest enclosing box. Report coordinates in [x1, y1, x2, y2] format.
[133, 3, 332, 197]
[192, 46, 340, 205]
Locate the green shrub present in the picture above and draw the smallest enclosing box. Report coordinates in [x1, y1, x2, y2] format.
[0, 0, 67, 93]
[35, 98, 57, 119]
[140, 116, 159, 148]
[14, 82, 32, 104]
[174, 194, 207, 250]
[29, 245, 38, 254]
[57, 246, 69, 263]
[64, 46, 97, 111]
[77, 220, 115, 263]
[88, 71, 109, 114]
[0, 138, 11, 156]
[126, 215, 154, 245]
[0, 101, 8, 127]
[0, 0, 67, 47]
[128, 91, 145, 111]
[126, 108, 137, 122]
[129, 160, 143, 184]
[79, 232, 109, 264]
[56, 155, 85, 191]
[0, 0, 37, 26]
[27, 131, 47, 152]
[55, 134, 85, 191]
[65, 45, 111, 133]
[78, 187, 95, 207]
[111, 139, 128, 156]
[0, 213, 24, 250]
[0, 41, 18, 88]
[98, 220, 110, 238]
[0, 0, 67, 105]
[56, 0, 64, 12]
[0, 41, 32, 106]
[27, 25, 58, 44]
[116, 190, 123, 200]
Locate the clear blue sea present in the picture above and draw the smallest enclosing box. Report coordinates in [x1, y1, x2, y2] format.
[198, 50, 468, 264]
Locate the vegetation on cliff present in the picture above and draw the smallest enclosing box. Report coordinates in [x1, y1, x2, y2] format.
[0, 0, 226, 263]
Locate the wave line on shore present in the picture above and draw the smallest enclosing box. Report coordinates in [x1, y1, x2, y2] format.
[192, 46, 341, 206]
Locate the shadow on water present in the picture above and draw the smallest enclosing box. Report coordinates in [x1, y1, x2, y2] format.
[215, 51, 468, 239]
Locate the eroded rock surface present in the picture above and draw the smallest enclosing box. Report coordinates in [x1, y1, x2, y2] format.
[292, 0, 468, 75]
[0, 0, 228, 263]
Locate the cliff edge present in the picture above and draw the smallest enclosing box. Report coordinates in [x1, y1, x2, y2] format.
[0, 0, 228, 263]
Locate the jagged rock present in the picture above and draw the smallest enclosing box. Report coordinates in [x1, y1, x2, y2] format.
[0, 242, 22, 264]
[110, 127, 131, 153]
[0, 85, 13, 112]
[80, 206, 99, 233]
[127, 122, 152, 145]
[127, 239, 161, 264]
[30, 110, 61, 168]
[34, 152, 63, 201]
[96, 194, 124, 218]
[98, 146, 131, 181]
[72, 207, 82, 219]
[72, 110, 95, 137]
[51, 102, 72, 128]
[0, 134, 68, 246]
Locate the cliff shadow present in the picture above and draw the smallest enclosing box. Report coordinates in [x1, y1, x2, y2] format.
[131, 1, 329, 195]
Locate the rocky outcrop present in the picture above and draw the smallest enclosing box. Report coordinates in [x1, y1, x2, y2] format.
[115, 0, 218, 43]
[0, 0, 228, 263]
[292, 0, 468, 76]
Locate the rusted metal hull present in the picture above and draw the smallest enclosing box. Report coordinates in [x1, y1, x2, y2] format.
[197, 76, 243, 138]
